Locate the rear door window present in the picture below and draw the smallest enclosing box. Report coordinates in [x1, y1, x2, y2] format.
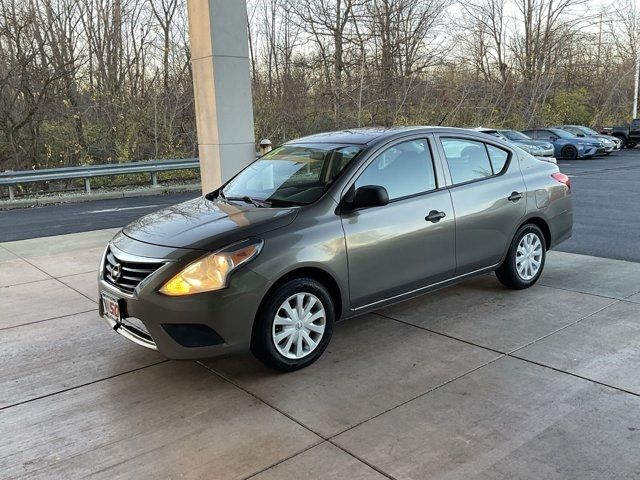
[441, 138, 510, 185]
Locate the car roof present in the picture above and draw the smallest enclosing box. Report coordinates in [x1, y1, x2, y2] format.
[285, 126, 487, 146]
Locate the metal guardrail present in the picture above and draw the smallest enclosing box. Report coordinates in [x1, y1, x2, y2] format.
[0, 158, 200, 200]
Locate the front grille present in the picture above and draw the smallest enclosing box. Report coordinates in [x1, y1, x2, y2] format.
[103, 247, 164, 294]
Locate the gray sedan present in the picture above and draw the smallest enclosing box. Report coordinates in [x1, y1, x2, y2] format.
[99, 127, 573, 371]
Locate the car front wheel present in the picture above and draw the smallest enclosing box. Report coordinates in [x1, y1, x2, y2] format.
[496, 224, 546, 289]
[561, 145, 578, 159]
[251, 277, 334, 371]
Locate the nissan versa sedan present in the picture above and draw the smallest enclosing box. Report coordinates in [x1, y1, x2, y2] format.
[99, 127, 573, 371]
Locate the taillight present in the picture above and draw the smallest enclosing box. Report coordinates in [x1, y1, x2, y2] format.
[551, 172, 571, 189]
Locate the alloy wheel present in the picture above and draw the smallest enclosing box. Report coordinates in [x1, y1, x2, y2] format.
[515, 232, 543, 281]
[272, 293, 326, 359]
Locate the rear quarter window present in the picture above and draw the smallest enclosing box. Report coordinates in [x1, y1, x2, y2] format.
[486, 144, 509, 173]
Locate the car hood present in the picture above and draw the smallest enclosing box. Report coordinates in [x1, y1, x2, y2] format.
[123, 196, 299, 251]
[590, 134, 616, 142]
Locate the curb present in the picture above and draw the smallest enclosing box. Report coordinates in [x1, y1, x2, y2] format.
[0, 184, 201, 210]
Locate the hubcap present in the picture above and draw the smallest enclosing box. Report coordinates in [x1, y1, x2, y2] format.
[516, 232, 543, 281]
[272, 293, 326, 360]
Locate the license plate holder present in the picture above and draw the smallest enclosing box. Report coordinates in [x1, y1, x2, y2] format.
[101, 292, 121, 323]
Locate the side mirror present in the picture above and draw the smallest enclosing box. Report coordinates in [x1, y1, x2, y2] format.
[550, 136, 558, 141]
[576, 133, 585, 137]
[352, 185, 389, 209]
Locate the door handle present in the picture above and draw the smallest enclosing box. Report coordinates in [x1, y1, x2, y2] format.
[425, 210, 446, 223]
[508, 191, 523, 202]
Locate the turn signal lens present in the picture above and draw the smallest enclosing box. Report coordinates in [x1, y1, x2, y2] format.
[159, 239, 263, 296]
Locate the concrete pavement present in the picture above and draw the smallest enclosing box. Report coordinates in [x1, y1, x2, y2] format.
[1, 229, 640, 479]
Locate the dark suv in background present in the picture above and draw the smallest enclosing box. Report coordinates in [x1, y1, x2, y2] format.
[608, 119, 640, 148]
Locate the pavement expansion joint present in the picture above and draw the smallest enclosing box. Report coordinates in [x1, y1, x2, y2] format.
[0, 359, 169, 412]
[0, 308, 98, 332]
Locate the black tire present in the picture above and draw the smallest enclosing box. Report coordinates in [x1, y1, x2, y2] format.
[251, 277, 334, 372]
[628, 143, 637, 149]
[561, 145, 578, 160]
[616, 136, 627, 148]
[495, 224, 547, 290]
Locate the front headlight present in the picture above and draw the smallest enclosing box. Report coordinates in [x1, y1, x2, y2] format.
[159, 238, 264, 296]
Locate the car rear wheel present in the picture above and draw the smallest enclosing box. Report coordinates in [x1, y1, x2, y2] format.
[561, 145, 578, 159]
[496, 224, 546, 289]
[251, 277, 334, 371]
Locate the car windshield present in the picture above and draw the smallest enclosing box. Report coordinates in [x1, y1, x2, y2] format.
[578, 126, 599, 135]
[549, 128, 574, 139]
[501, 130, 530, 141]
[221, 143, 362, 206]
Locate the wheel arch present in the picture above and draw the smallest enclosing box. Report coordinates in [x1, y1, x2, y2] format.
[518, 216, 551, 250]
[252, 266, 344, 335]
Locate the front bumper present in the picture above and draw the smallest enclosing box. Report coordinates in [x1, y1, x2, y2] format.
[580, 145, 599, 157]
[98, 237, 271, 360]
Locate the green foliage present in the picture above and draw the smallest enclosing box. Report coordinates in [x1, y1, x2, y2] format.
[542, 89, 594, 126]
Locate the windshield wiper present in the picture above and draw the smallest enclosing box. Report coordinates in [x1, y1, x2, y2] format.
[225, 195, 271, 208]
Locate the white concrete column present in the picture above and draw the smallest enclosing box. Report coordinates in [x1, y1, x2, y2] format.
[187, 0, 255, 193]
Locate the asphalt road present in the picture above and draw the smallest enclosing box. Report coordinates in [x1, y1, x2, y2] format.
[0, 192, 199, 242]
[554, 149, 640, 262]
[1, 150, 638, 262]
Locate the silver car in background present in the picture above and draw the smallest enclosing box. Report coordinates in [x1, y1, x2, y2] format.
[499, 129, 556, 159]
[99, 127, 573, 371]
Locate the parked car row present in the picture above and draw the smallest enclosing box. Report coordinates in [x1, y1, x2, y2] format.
[474, 125, 622, 160]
